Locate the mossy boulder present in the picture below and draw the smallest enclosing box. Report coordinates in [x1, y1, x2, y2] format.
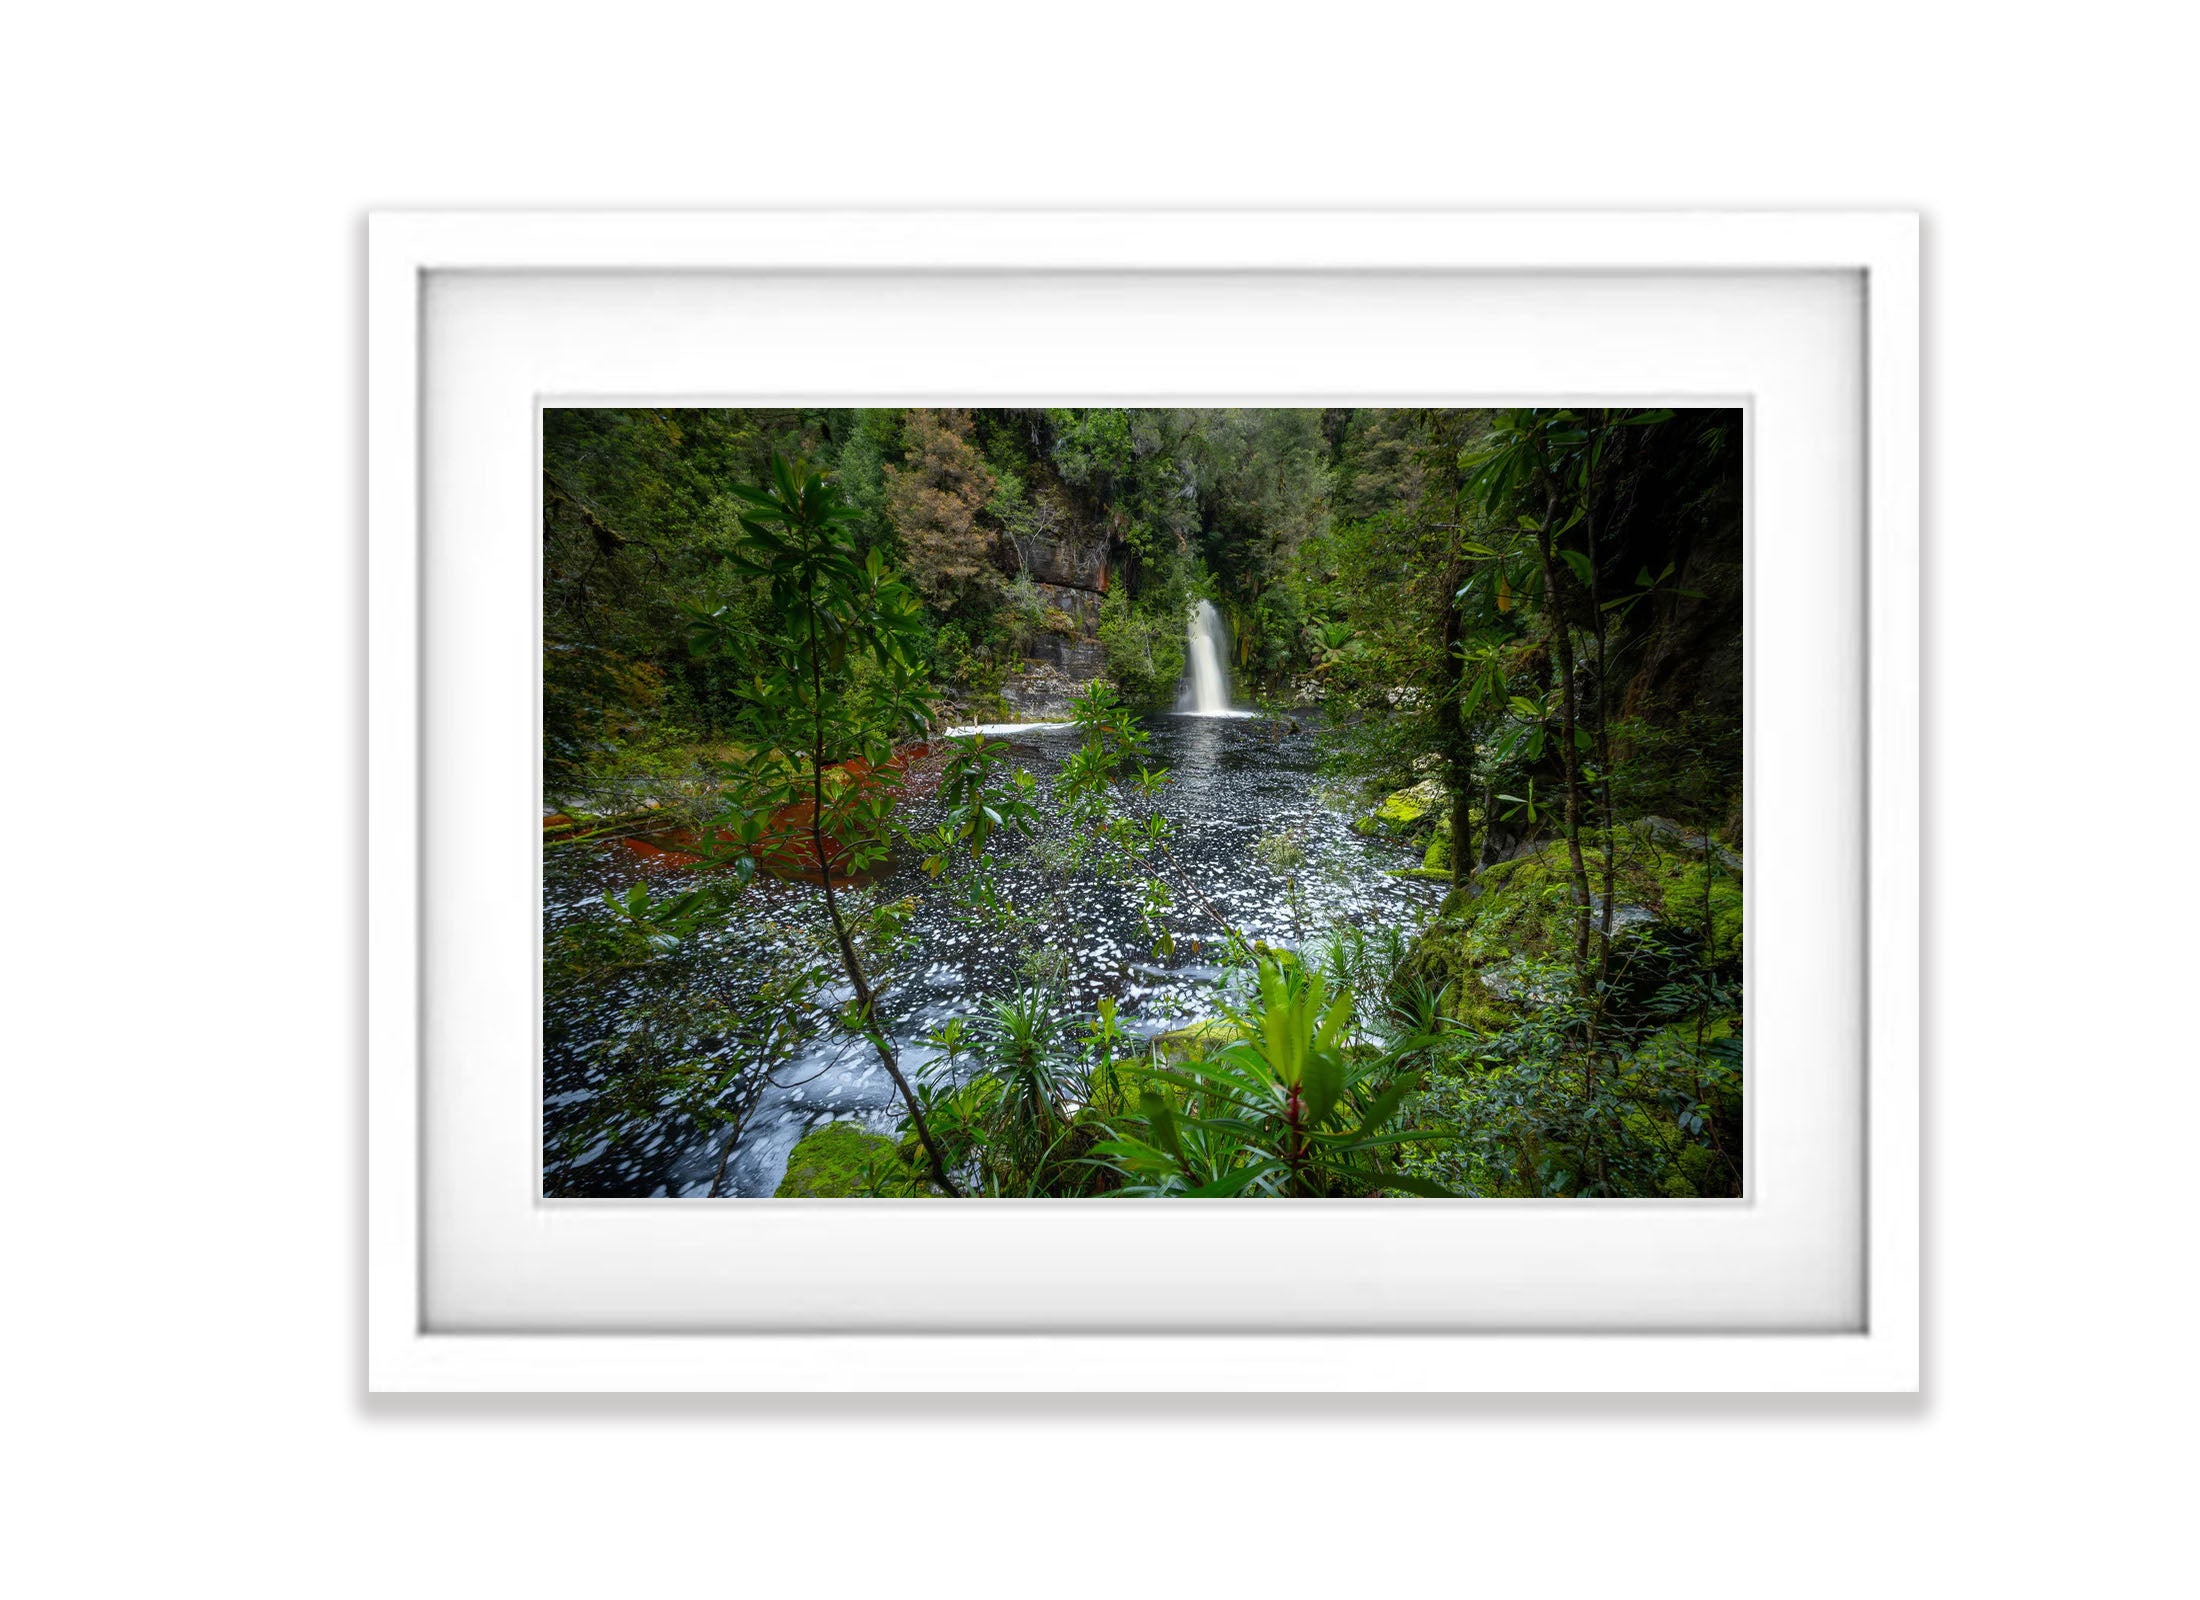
[1351, 779, 1446, 839]
[1154, 1016, 1242, 1061]
[1391, 918, 1522, 1032]
[774, 1119, 901, 1198]
[1435, 828, 1741, 965]
[1394, 825, 1742, 1029]
[1661, 857, 1743, 967]
[1422, 812, 1454, 871]
[1634, 814, 1743, 873]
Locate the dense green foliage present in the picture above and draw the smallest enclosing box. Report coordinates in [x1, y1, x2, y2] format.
[544, 409, 1744, 1199]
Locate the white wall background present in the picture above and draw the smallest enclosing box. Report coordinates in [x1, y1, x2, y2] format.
[2, 3, 2190, 1594]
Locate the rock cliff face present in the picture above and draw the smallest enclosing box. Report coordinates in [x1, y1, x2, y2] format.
[1036, 583, 1104, 631]
[1012, 530, 1111, 592]
[1021, 631, 1105, 677]
[1002, 524, 1111, 683]
[999, 661, 1094, 718]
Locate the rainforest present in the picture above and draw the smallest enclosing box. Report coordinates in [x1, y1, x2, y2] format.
[543, 406, 1743, 1199]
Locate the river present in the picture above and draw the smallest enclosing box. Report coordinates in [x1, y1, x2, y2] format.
[542, 711, 1446, 1197]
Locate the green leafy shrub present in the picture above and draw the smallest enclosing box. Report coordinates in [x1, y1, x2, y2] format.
[1096, 586, 1187, 707]
[1093, 954, 1452, 1198]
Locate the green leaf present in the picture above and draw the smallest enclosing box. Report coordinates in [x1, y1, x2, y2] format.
[1180, 1163, 1281, 1199]
[1350, 1073, 1419, 1139]
[1300, 1054, 1347, 1131]
[1348, 1169, 1459, 1198]
[1140, 1089, 1189, 1170]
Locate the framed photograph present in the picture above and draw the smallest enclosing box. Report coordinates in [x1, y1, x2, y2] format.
[368, 210, 1917, 1391]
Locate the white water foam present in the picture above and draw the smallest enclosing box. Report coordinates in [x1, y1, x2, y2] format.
[940, 720, 1081, 738]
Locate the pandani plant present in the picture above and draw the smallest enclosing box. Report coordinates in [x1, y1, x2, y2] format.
[1091, 953, 1455, 1197]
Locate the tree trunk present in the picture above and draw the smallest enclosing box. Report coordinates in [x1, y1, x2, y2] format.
[1436, 551, 1477, 890]
[1533, 480, 1595, 989]
[1585, 425, 1620, 1034]
[806, 602, 962, 1197]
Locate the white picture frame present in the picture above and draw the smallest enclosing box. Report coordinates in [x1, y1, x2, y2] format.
[368, 210, 1917, 1392]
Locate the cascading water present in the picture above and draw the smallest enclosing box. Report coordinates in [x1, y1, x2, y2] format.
[1177, 599, 1238, 715]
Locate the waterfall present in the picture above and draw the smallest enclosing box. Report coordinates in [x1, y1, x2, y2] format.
[1177, 599, 1238, 714]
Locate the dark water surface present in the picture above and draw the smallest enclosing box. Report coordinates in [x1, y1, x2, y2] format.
[543, 713, 1445, 1197]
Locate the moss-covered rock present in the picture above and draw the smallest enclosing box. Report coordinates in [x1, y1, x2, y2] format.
[774, 1119, 901, 1198]
[1435, 830, 1742, 965]
[1390, 922, 1521, 1032]
[1633, 814, 1743, 872]
[1154, 1017, 1242, 1060]
[1351, 779, 1446, 838]
[1394, 826, 1743, 1029]
[1661, 859, 1743, 967]
[1422, 812, 1454, 871]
